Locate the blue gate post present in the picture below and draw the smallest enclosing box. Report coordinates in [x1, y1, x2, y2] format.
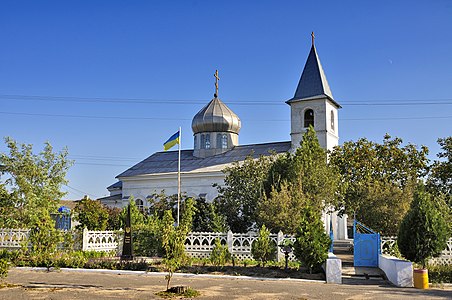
[329, 215, 334, 253]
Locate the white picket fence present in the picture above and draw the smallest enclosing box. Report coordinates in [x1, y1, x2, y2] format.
[1, 228, 450, 265]
[381, 236, 452, 265]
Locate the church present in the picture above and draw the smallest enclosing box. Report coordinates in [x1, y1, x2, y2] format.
[98, 34, 348, 240]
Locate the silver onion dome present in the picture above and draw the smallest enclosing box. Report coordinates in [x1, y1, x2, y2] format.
[192, 97, 241, 134]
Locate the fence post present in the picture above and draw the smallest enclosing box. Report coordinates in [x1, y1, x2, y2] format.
[82, 227, 89, 251]
[277, 231, 284, 262]
[227, 230, 233, 254]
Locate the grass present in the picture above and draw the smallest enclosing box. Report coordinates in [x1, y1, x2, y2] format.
[156, 287, 200, 298]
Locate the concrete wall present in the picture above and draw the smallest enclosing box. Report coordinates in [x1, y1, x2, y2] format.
[379, 254, 413, 287]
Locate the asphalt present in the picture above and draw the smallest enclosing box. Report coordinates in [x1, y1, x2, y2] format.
[0, 268, 450, 299]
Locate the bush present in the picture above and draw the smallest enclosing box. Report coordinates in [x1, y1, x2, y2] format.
[210, 238, 231, 268]
[293, 206, 331, 274]
[251, 224, 276, 266]
[398, 188, 450, 268]
[0, 259, 8, 281]
[427, 264, 452, 284]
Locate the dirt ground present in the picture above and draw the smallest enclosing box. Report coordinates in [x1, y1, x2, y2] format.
[0, 268, 451, 300]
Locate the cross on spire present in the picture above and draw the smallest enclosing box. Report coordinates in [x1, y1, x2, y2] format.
[214, 70, 220, 97]
[311, 31, 315, 46]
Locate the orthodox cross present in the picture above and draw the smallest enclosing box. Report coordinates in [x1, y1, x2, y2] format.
[214, 70, 220, 97]
[311, 31, 315, 46]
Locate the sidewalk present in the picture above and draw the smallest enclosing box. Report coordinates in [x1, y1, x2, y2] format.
[0, 268, 450, 299]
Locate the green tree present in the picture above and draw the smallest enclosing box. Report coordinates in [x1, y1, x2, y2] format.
[258, 127, 341, 233]
[398, 187, 450, 268]
[215, 154, 275, 232]
[210, 238, 231, 268]
[330, 134, 429, 234]
[293, 206, 331, 274]
[427, 137, 452, 208]
[105, 206, 122, 230]
[0, 137, 72, 228]
[251, 224, 276, 266]
[120, 197, 145, 227]
[192, 197, 228, 232]
[74, 197, 109, 230]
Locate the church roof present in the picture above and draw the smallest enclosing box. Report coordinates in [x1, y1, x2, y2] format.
[192, 97, 241, 134]
[287, 45, 340, 108]
[116, 141, 291, 178]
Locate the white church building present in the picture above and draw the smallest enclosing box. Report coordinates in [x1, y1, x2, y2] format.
[99, 35, 348, 240]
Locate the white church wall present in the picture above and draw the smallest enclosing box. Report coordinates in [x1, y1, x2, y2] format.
[119, 170, 226, 207]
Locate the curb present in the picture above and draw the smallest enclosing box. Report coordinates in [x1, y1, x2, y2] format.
[14, 267, 324, 283]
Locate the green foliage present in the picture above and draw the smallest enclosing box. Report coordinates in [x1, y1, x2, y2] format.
[0, 259, 8, 281]
[330, 134, 429, 234]
[210, 238, 231, 268]
[251, 225, 276, 266]
[74, 196, 109, 230]
[427, 264, 452, 284]
[293, 206, 331, 274]
[398, 187, 450, 268]
[106, 206, 122, 230]
[258, 127, 340, 233]
[215, 154, 275, 233]
[120, 197, 145, 227]
[192, 197, 228, 232]
[427, 136, 452, 209]
[0, 137, 72, 228]
[28, 208, 63, 255]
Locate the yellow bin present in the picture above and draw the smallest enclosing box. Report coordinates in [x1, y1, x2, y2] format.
[413, 269, 429, 289]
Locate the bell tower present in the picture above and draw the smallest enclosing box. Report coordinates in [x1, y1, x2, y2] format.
[286, 32, 341, 152]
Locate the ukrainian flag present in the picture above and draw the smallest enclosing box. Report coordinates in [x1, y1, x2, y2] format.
[163, 131, 180, 151]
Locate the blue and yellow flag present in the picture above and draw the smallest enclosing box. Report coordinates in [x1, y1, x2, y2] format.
[163, 131, 180, 151]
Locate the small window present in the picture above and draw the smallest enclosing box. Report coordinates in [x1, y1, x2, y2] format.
[331, 110, 335, 131]
[221, 134, 228, 149]
[135, 199, 144, 213]
[205, 134, 211, 149]
[304, 109, 314, 128]
[216, 133, 222, 149]
[200, 135, 205, 149]
[194, 135, 197, 149]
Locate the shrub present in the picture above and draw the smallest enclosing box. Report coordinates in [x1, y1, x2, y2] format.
[293, 206, 331, 273]
[0, 259, 8, 281]
[427, 264, 452, 284]
[398, 187, 450, 268]
[251, 224, 276, 266]
[210, 238, 231, 268]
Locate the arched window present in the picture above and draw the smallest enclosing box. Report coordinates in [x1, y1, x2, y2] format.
[331, 110, 335, 131]
[194, 135, 197, 149]
[216, 133, 222, 149]
[304, 109, 314, 128]
[205, 134, 211, 149]
[200, 134, 205, 149]
[221, 134, 228, 149]
[135, 199, 144, 213]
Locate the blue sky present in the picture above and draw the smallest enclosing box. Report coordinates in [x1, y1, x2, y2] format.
[1, 1, 451, 199]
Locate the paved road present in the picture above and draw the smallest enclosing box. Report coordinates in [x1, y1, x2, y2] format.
[0, 268, 451, 299]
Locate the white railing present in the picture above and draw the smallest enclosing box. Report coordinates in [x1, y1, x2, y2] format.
[381, 236, 452, 265]
[185, 231, 296, 262]
[0, 228, 30, 249]
[81, 228, 121, 253]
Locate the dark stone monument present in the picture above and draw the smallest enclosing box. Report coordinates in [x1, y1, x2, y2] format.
[121, 204, 133, 260]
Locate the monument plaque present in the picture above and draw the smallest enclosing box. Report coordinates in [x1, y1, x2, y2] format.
[121, 204, 133, 260]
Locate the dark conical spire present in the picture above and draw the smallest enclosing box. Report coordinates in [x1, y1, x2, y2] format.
[287, 33, 340, 107]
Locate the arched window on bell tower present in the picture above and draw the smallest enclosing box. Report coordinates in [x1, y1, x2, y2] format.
[304, 109, 314, 128]
[331, 110, 335, 131]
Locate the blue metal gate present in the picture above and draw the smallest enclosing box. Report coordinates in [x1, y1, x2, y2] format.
[353, 220, 380, 267]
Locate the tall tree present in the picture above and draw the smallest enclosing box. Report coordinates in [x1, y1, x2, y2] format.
[0, 137, 72, 228]
[215, 154, 275, 232]
[74, 196, 109, 230]
[330, 134, 429, 234]
[258, 126, 341, 233]
[427, 136, 452, 208]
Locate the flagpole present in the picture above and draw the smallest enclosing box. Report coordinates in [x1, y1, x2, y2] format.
[177, 126, 181, 226]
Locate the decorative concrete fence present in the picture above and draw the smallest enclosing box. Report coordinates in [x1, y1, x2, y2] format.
[185, 231, 296, 262]
[81, 228, 121, 252]
[0, 228, 30, 249]
[381, 236, 452, 265]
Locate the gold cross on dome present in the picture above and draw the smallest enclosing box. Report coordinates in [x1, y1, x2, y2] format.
[214, 70, 220, 97]
[311, 31, 315, 46]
